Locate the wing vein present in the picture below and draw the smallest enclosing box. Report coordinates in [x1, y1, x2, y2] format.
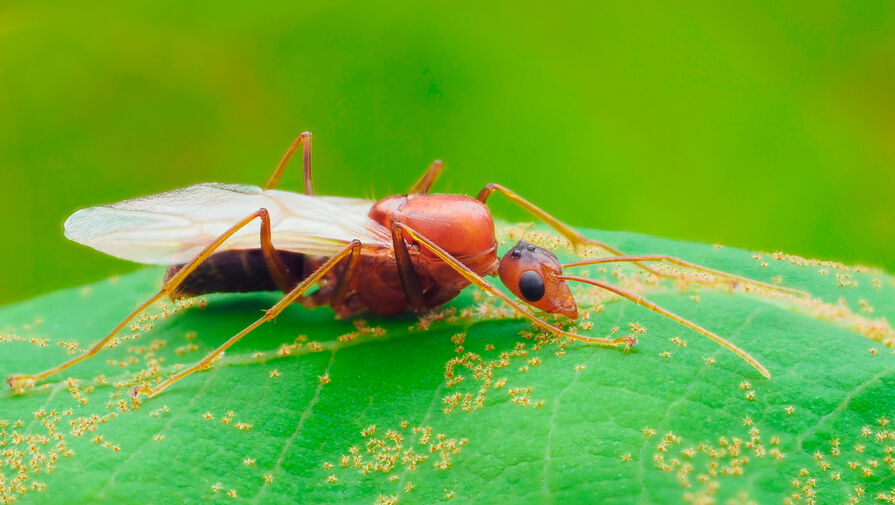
[64, 183, 389, 265]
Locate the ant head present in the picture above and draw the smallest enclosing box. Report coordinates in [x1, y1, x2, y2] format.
[498, 240, 578, 319]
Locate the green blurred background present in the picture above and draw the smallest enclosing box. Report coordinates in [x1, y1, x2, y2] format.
[1, 1, 892, 305]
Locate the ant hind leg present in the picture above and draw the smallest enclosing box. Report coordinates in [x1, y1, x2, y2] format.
[132, 240, 363, 401]
[7, 208, 297, 392]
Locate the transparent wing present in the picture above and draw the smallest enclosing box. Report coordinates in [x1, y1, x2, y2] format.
[64, 183, 391, 265]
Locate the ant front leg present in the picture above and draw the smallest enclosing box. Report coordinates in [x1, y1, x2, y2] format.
[7, 208, 297, 392]
[391, 224, 427, 313]
[478, 183, 627, 256]
[477, 185, 807, 298]
[132, 240, 363, 401]
[390, 223, 636, 349]
[477, 183, 664, 278]
[265, 131, 313, 195]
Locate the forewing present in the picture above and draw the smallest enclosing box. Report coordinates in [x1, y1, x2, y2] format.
[262, 189, 392, 257]
[64, 183, 390, 265]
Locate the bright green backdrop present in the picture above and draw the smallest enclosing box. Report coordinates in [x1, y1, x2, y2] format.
[1, 1, 892, 304]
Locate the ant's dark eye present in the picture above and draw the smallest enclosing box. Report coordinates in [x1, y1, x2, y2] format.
[518, 271, 545, 302]
[511, 249, 521, 259]
[527, 244, 536, 252]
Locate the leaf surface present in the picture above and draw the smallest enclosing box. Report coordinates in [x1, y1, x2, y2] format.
[1, 227, 893, 504]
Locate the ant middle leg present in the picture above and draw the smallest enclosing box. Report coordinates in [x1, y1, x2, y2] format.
[7, 208, 297, 391]
[133, 240, 363, 401]
[265, 131, 313, 194]
[407, 160, 444, 194]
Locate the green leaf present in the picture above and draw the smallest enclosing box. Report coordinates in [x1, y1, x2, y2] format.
[1, 226, 893, 504]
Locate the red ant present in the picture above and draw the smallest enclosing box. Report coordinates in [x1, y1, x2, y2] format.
[7, 132, 806, 399]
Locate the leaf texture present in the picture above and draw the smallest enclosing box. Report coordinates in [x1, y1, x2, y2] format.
[0, 226, 893, 504]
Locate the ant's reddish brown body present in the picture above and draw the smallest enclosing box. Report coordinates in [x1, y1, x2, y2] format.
[334, 193, 502, 316]
[8, 132, 802, 400]
[164, 192, 501, 318]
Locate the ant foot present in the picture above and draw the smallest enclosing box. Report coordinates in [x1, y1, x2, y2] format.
[623, 336, 638, 352]
[130, 383, 153, 405]
[7, 374, 35, 392]
[572, 242, 597, 259]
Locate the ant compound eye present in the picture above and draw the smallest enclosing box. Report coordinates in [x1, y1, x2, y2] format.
[518, 271, 545, 302]
[527, 244, 536, 252]
[511, 249, 521, 259]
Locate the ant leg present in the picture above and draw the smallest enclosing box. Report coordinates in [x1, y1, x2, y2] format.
[7, 208, 296, 391]
[407, 160, 444, 194]
[565, 256, 810, 298]
[477, 183, 625, 255]
[477, 183, 664, 277]
[329, 241, 362, 313]
[391, 224, 427, 313]
[264, 131, 313, 195]
[560, 274, 769, 378]
[391, 223, 636, 349]
[132, 240, 363, 401]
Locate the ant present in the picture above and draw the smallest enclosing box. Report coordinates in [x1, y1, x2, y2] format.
[7, 132, 807, 400]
